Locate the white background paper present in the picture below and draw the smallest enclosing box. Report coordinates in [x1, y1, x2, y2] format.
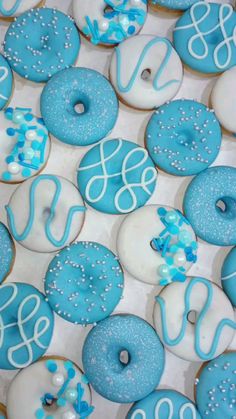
[0, 0, 236, 417]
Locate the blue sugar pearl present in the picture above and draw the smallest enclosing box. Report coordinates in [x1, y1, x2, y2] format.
[18, 153, 25, 161]
[129, 14, 136, 21]
[68, 367, 76, 379]
[128, 25, 135, 34]
[35, 408, 44, 419]
[2, 172, 11, 181]
[20, 123, 28, 132]
[6, 127, 15, 136]
[22, 168, 31, 178]
[165, 211, 178, 224]
[169, 225, 179, 234]
[6, 156, 14, 164]
[158, 264, 170, 277]
[185, 247, 192, 254]
[57, 397, 66, 407]
[46, 360, 57, 373]
[158, 207, 167, 217]
[24, 113, 33, 121]
[65, 387, 78, 403]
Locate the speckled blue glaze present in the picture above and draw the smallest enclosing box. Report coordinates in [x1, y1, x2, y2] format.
[45, 241, 124, 325]
[173, 2, 236, 74]
[41, 67, 118, 146]
[195, 352, 236, 418]
[82, 314, 165, 403]
[0, 54, 12, 110]
[150, 0, 198, 11]
[4, 8, 80, 83]
[77, 138, 157, 214]
[221, 247, 236, 307]
[146, 100, 221, 176]
[0, 223, 14, 284]
[0, 282, 54, 370]
[127, 390, 201, 418]
[184, 166, 236, 246]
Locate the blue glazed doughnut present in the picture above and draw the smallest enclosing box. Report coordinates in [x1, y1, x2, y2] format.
[173, 2, 236, 74]
[0, 223, 14, 284]
[44, 241, 124, 325]
[126, 390, 201, 418]
[146, 100, 221, 176]
[77, 138, 157, 214]
[195, 352, 236, 418]
[82, 314, 165, 403]
[0, 282, 54, 370]
[150, 0, 198, 11]
[221, 247, 236, 307]
[184, 166, 236, 246]
[4, 8, 80, 83]
[0, 54, 13, 110]
[41, 67, 118, 146]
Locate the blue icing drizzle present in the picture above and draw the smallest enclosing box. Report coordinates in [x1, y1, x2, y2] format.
[221, 247, 236, 307]
[195, 352, 236, 418]
[6, 174, 86, 248]
[77, 138, 157, 214]
[155, 277, 236, 361]
[115, 37, 180, 93]
[4, 8, 80, 82]
[0, 282, 54, 370]
[127, 390, 201, 418]
[0, 0, 22, 15]
[183, 166, 236, 246]
[150, 0, 199, 11]
[45, 241, 124, 325]
[0, 55, 13, 110]
[0, 223, 14, 284]
[146, 99, 222, 176]
[174, 2, 236, 73]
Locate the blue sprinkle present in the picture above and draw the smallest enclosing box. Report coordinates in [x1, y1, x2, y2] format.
[158, 207, 166, 217]
[6, 156, 14, 164]
[17, 141, 25, 148]
[46, 360, 57, 373]
[20, 124, 28, 132]
[18, 153, 25, 161]
[172, 272, 186, 282]
[24, 113, 33, 121]
[35, 408, 44, 419]
[82, 374, 89, 384]
[2, 172, 11, 181]
[68, 367, 76, 379]
[185, 246, 192, 254]
[128, 25, 135, 35]
[166, 257, 174, 266]
[32, 140, 40, 150]
[6, 127, 15, 136]
[37, 129, 46, 137]
[57, 397, 66, 407]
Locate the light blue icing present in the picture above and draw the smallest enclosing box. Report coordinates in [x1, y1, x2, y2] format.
[115, 37, 179, 93]
[0, 282, 54, 370]
[81, 0, 147, 46]
[77, 138, 157, 214]
[0, 223, 14, 284]
[45, 241, 124, 325]
[221, 247, 236, 307]
[1, 107, 50, 183]
[127, 390, 201, 418]
[6, 174, 86, 248]
[184, 166, 236, 246]
[0, 415, 5, 419]
[82, 314, 165, 403]
[173, 2, 236, 73]
[40, 67, 118, 146]
[195, 352, 236, 418]
[156, 276, 236, 361]
[146, 99, 222, 176]
[4, 8, 80, 83]
[151, 0, 199, 11]
[0, 54, 12, 110]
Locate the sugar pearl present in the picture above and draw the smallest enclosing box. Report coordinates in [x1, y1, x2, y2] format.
[8, 162, 20, 174]
[98, 19, 109, 31]
[52, 372, 64, 387]
[25, 129, 37, 141]
[61, 411, 76, 419]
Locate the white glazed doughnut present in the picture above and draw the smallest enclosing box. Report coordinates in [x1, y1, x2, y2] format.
[0, 0, 43, 18]
[153, 277, 236, 362]
[109, 34, 183, 110]
[117, 205, 198, 285]
[211, 66, 236, 134]
[6, 174, 86, 253]
[7, 357, 94, 419]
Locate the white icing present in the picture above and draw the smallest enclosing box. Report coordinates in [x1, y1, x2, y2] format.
[130, 398, 197, 419]
[7, 359, 91, 419]
[109, 34, 183, 110]
[0, 0, 41, 18]
[211, 65, 236, 133]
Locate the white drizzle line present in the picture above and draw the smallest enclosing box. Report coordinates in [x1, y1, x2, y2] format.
[130, 398, 197, 419]
[0, 66, 9, 101]
[222, 271, 236, 281]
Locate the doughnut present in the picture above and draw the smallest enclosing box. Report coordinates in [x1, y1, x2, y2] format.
[146, 99, 222, 176]
[154, 276, 236, 362]
[44, 241, 124, 325]
[221, 247, 236, 307]
[0, 222, 15, 284]
[0, 54, 13, 110]
[77, 138, 157, 214]
[211, 66, 236, 135]
[7, 357, 94, 419]
[117, 205, 198, 286]
[0, 282, 54, 370]
[3, 8, 80, 83]
[183, 166, 236, 246]
[149, 0, 199, 11]
[72, 0, 147, 47]
[195, 352, 236, 418]
[82, 314, 165, 403]
[173, 2, 236, 74]
[0, 0, 43, 19]
[6, 174, 86, 253]
[109, 35, 183, 110]
[126, 390, 201, 418]
[41, 67, 118, 147]
[0, 107, 50, 183]
[0, 404, 6, 419]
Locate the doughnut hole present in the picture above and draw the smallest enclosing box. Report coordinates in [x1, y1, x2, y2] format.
[68, 93, 89, 117]
[42, 395, 58, 412]
[119, 349, 130, 366]
[187, 310, 197, 325]
[74, 103, 85, 114]
[42, 207, 52, 222]
[104, 5, 113, 15]
[176, 129, 194, 146]
[216, 197, 236, 220]
[141, 68, 152, 82]
[205, 29, 223, 46]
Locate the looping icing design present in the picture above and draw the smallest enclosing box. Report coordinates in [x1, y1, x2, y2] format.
[0, 0, 22, 16]
[131, 398, 197, 419]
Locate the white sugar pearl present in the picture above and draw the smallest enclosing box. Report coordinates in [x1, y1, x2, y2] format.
[98, 19, 109, 31]
[12, 111, 24, 124]
[174, 252, 186, 266]
[25, 129, 37, 141]
[22, 147, 35, 160]
[119, 15, 129, 27]
[61, 411, 76, 419]
[52, 372, 64, 387]
[8, 162, 20, 174]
